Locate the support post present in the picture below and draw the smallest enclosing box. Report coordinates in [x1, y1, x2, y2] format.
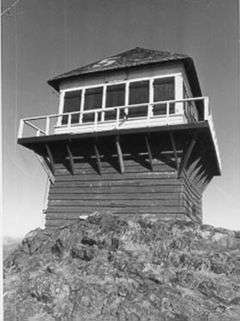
[94, 142, 101, 175]
[45, 116, 50, 135]
[66, 143, 74, 175]
[35, 154, 55, 184]
[115, 136, 124, 174]
[145, 135, 153, 171]
[169, 132, 179, 171]
[18, 119, 24, 138]
[45, 144, 55, 174]
[178, 137, 196, 178]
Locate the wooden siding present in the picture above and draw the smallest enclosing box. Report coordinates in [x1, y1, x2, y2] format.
[45, 156, 189, 228]
[43, 132, 212, 228]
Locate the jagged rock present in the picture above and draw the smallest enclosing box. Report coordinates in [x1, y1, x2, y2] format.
[3, 213, 240, 321]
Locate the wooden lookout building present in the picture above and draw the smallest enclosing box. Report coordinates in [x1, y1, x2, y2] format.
[17, 47, 221, 228]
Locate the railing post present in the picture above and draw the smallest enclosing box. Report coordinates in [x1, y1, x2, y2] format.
[124, 107, 128, 119]
[204, 97, 210, 120]
[68, 114, 72, 129]
[116, 107, 120, 129]
[37, 129, 41, 136]
[45, 116, 50, 135]
[18, 119, 24, 138]
[166, 102, 170, 124]
[147, 103, 153, 123]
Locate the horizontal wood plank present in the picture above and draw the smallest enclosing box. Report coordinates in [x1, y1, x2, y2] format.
[46, 205, 187, 214]
[54, 172, 177, 182]
[48, 199, 180, 207]
[48, 192, 181, 200]
[49, 185, 183, 194]
[52, 178, 182, 188]
[54, 164, 175, 175]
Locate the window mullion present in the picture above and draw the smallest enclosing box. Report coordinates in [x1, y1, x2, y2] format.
[58, 91, 65, 126]
[102, 85, 106, 122]
[125, 82, 129, 116]
[80, 88, 85, 124]
[149, 79, 154, 117]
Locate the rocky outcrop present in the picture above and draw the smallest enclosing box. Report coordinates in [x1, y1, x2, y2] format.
[4, 213, 240, 320]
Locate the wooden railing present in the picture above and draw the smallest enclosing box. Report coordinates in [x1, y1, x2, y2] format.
[18, 97, 210, 139]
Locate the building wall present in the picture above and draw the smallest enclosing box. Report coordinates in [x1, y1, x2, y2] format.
[59, 63, 186, 91]
[58, 63, 188, 116]
[44, 133, 203, 228]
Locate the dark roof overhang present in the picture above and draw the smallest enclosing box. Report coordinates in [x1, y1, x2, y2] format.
[47, 48, 202, 98]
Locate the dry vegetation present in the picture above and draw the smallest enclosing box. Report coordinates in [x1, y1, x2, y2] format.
[4, 213, 240, 320]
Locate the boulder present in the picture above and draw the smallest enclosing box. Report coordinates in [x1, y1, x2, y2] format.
[4, 213, 240, 321]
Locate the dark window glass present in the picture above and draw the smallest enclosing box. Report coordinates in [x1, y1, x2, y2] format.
[105, 84, 125, 120]
[154, 77, 175, 102]
[83, 87, 103, 122]
[62, 90, 81, 124]
[129, 80, 149, 105]
[153, 77, 175, 115]
[128, 80, 149, 118]
[84, 87, 103, 110]
[106, 84, 125, 107]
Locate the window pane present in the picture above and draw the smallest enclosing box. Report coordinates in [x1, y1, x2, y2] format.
[106, 84, 125, 107]
[153, 77, 175, 102]
[62, 90, 81, 124]
[83, 87, 103, 123]
[129, 80, 149, 105]
[84, 87, 103, 110]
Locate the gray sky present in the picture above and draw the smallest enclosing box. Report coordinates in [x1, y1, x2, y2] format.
[2, 0, 239, 237]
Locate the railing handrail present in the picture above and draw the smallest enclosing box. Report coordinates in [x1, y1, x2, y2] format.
[21, 96, 208, 122]
[24, 120, 45, 134]
[18, 96, 209, 139]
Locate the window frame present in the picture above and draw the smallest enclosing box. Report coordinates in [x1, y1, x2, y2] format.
[58, 72, 182, 125]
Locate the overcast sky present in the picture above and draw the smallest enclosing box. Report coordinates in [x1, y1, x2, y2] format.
[2, 0, 239, 237]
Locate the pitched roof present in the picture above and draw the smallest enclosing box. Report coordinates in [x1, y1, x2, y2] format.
[48, 47, 202, 97]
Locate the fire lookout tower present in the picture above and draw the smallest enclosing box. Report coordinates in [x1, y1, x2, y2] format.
[17, 47, 221, 228]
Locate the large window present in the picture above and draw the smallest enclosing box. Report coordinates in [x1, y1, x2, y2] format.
[62, 90, 81, 124]
[83, 86, 103, 122]
[105, 84, 125, 120]
[106, 84, 125, 107]
[129, 80, 149, 104]
[60, 76, 177, 125]
[154, 77, 175, 101]
[153, 77, 175, 115]
[129, 80, 149, 117]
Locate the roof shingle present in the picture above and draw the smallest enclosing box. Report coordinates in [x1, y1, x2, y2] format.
[47, 47, 201, 98]
[49, 47, 188, 81]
